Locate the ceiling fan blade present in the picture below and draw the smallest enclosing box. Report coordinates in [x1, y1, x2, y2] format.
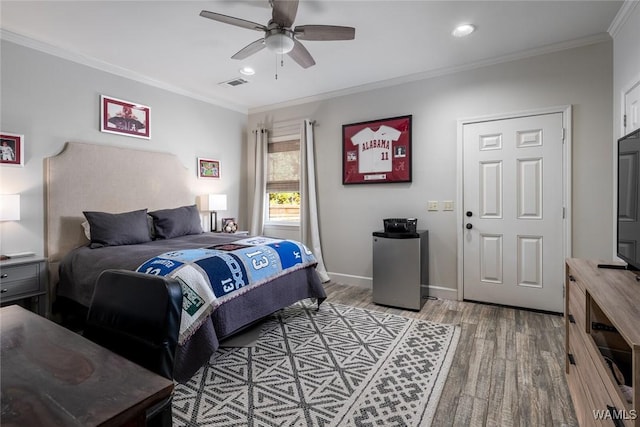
[199, 10, 266, 32]
[288, 39, 315, 69]
[294, 25, 355, 41]
[231, 38, 266, 60]
[271, 0, 298, 28]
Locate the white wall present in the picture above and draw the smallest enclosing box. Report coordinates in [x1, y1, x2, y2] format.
[0, 40, 247, 257]
[248, 41, 614, 296]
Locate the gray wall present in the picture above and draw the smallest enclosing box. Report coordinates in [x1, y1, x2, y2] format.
[248, 41, 614, 295]
[0, 40, 247, 257]
[0, 36, 619, 298]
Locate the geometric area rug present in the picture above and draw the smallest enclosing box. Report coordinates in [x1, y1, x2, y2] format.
[172, 301, 460, 426]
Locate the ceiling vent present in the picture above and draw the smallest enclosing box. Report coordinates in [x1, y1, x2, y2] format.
[219, 77, 249, 87]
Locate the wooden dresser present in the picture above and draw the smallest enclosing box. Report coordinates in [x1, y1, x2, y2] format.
[565, 259, 639, 426]
[1, 305, 174, 426]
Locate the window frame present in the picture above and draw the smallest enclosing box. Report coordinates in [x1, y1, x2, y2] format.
[264, 134, 301, 226]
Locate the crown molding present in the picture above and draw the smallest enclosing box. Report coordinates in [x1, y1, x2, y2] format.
[249, 32, 612, 114]
[0, 29, 248, 114]
[608, 0, 639, 38]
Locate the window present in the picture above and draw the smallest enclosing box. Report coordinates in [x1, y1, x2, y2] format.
[266, 136, 300, 224]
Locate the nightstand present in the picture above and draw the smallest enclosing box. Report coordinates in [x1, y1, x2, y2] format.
[213, 230, 249, 236]
[0, 256, 48, 316]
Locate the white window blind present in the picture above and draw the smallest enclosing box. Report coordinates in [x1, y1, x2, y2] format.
[266, 136, 300, 223]
[267, 138, 300, 192]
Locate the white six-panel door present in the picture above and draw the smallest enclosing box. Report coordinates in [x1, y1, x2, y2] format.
[462, 113, 564, 312]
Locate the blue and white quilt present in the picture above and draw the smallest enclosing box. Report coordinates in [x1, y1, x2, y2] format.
[136, 237, 317, 344]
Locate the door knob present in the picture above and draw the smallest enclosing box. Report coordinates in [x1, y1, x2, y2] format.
[466, 211, 473, 217]
[466, 223, 473, 229]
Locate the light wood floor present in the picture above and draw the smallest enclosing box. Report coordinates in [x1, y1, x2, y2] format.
[323, 282, 578, 427]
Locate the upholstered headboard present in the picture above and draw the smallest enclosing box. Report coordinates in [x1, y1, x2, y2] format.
[45, 142, 196, 286]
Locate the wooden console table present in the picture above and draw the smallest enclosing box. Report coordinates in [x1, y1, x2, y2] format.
[565, 259, 639, 426]
[0, 305, 174, 426]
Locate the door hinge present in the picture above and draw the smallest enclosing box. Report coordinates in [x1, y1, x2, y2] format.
[624, 114, 627, 128]
[562, 127, 566, 142]
[562, 207, 566, 219]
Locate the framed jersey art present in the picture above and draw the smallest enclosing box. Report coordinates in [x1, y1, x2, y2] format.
[342, 115, 412, 184]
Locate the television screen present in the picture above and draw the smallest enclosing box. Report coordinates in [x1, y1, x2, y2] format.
[617, 128, 640, 270]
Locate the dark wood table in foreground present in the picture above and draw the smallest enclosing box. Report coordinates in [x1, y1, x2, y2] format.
[0, 305, 174, 426]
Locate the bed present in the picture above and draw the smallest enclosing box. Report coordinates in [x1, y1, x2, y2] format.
[45, 142, 326, 383]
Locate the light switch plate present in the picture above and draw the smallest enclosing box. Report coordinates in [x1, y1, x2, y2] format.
[443, 200, 454, 211]
[428, 201, 439, 211]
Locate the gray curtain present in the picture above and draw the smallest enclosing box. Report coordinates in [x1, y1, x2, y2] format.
[250, 128, 268, 236]
[300, 119, 330, 282]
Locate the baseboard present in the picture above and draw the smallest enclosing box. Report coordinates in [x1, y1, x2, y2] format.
[328, 272, 371, 288]
[327, 272, 458, 301]
[425, 285, 458, 301]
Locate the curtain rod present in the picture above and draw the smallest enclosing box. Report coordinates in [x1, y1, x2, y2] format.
[252, 119, 316, 134]
[264, 119, 316, 130]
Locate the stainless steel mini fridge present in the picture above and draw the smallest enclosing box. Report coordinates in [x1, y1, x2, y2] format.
[372, 230, 428, 311]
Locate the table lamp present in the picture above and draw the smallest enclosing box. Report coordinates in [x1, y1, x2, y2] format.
[0, 194, 21, 260]
[198, 194, 227, 232]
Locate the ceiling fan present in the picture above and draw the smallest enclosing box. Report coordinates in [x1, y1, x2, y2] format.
[199, 0, 355, 69]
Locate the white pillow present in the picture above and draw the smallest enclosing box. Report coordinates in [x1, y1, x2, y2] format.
[81, 220, 91, 240]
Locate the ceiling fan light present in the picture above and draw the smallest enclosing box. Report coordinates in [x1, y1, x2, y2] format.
[452, 24, 476, 38]
[265, 32, 295, 54]
[239, 66, 255, 76]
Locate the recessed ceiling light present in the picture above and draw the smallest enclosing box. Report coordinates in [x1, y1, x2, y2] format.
[452, 24, 476, 38]
[239, 66, 255, 76]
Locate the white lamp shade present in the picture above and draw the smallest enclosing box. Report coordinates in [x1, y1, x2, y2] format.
[265, 32, 295, 54]
[0, 194, 20, 221]
[199, 194, 227, 212]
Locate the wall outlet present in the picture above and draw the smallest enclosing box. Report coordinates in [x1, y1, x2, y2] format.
[443, 200, 454, 211]
[428, 201, 439, 211]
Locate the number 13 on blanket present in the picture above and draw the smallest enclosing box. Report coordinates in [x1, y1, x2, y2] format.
[219, 249, 275, 292]
[245, 249, 271, 270]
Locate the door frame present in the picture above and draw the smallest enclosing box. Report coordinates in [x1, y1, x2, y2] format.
[456, 105, 573, 301]
[620, 73, 640, 136]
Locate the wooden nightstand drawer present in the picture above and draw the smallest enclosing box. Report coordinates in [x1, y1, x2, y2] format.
[0, 276, 40, 299]
[0, 263, 39, 284]
[0, 257, 48, 316]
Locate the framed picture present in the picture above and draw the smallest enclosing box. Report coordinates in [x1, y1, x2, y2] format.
[0, 133, 24, 167]
[342, 115, 412, 184]
[198, 158, 220, 179]
[100, 95, 150, 139]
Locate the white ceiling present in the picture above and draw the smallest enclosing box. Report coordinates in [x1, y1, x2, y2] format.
[0, 1, 624, 113]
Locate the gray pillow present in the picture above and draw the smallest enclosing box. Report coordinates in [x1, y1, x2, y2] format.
[81, 215, 156, 240]
[149, 205, 203, 239]
[83, 209, 152, 248]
